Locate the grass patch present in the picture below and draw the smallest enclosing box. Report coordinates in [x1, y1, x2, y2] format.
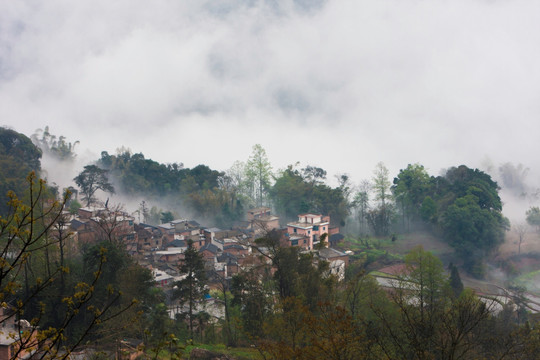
[513, 270, 540, 293]
[369, 270, 398, 279]
[182, 343, 262, 360]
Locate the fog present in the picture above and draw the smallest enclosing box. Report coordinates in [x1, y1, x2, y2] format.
[1, 0, 540, 217]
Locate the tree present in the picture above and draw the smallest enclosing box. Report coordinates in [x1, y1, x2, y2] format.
[174, 240, 207, 340]
[270, 166, 311, 221]
[402, 246, 448, 323]
[366, 204, 393, 237]
[392, 164, 431, 232]
[0, 127, 42, 215]
[231, 269, 271, 338]
[211, 269, 234, 346]
[442, 194, 507, 276]
[514, 222, 528, 254]
[368, 162, 394, 237]
[74, 165, 115, 206]
[526, 206, 540, 232]
[0, 173, 138, 358]
[435, 166, 507, 276]
[352, 180, 371, 234]
[419, 196, 437, 224]
[372, 162, 392, 207]
[448, 263, 464, 298]
[160, 210, 174, 224]
[366, 247, 500, 359]
[218, 160, 248, 218]
[245, 144, 272, 207]
[31, 126, 79, 161]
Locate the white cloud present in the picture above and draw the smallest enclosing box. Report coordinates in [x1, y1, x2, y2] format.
[1, 0, 539, 190]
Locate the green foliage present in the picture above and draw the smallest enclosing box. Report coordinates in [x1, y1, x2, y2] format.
[392, 163, 431, 231]
[68, 198, 82, 214]
[449, 263, 464, 298]
[372, 162, 392, 207]
[160, 210, 174, 224]
[404, 246, 449, 307]
[174, 240, 207, 340]
[442, 193, 506, 274]
[31, 126, 79, 161]
[366, 204, 396, 237]
[0, 173, 152, 357]
[0, 127, 42, 170]
[270, 165, 349, 226]
[231, 269, 271, 338]
[244, 144, 273, 207]
[0, 127, 42, 215]
[98, 151, 246, 226]
[270, 166, 311, 220]
[419, 196, 437, 223]
[352, 181, 370, 234]
[526, 206, 540, 231]
[390, 164, 508, 276]
[365, 248, 496, 359]
[98, 151, 221, 197]
[74, 165, 115, 206]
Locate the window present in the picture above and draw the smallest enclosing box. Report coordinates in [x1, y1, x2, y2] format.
[293, 228, 297, 233]
[291, 239, 298, 246]
[323, 227, 326, 230]
[313, 225, 319, 231]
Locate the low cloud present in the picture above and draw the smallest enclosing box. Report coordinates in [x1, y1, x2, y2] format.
[1, 0, 539, 207]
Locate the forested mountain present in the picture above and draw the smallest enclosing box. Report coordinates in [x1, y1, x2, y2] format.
[0, 127, 42, 214]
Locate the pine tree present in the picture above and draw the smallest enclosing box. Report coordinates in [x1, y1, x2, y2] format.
[449, 263, 464, 298]
[174, 240, 207, 340]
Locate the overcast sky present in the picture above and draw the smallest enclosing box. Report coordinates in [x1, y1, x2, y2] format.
[1, 0, 540, 187]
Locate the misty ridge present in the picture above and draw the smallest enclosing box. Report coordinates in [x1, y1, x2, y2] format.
[36, 126, 540, 227]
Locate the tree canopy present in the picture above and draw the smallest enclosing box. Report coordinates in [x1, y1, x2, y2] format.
[74, 165, 115, 206]
[270, 165, 349, 226]
[0, 127, 42, 214]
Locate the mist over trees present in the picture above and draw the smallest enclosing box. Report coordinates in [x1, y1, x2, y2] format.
[74, 165, 115, 207]
[5, 125, 540, 358]
[389, 164, 508, 276]
[31, 126, 79, 162]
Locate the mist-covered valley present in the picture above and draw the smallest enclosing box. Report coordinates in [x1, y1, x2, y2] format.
[2, 0, 540, 358]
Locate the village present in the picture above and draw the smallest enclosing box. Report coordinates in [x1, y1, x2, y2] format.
[59, 205, 351, 322]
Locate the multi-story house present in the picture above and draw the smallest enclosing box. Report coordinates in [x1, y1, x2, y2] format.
[286, 214, 330, 250]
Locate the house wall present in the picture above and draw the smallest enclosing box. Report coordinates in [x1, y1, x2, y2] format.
[223, 247, 249, 257]
[247, 207, 271, 221]
[0, 345, 11, 360]
[287, 226, 328, 249]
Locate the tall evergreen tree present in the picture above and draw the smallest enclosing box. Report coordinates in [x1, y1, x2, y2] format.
[245, 144, 272, 207]
[449, 263, 464, 298]
[174, 240, 207, 340]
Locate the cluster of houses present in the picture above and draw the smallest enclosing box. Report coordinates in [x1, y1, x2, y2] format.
[0, 205, 350, 359]
[58, 206, 350, 291]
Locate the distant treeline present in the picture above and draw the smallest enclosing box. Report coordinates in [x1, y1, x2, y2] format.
[0, 127, 511, 276]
